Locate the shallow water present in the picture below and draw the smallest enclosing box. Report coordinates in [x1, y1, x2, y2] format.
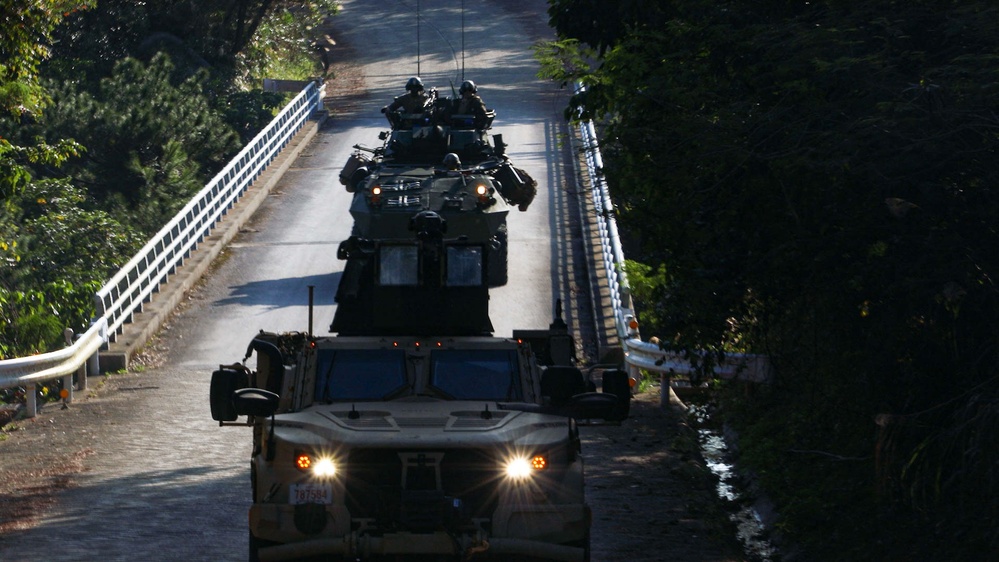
[690, 403, 778, 562]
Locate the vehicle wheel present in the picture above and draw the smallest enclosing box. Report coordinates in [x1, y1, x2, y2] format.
[488, 224, 508, 287]
[568, 533, 592, 562]
[249, 531, 280, 562]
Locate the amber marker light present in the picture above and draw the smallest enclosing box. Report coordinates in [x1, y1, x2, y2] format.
[531, 455, 548, 470]
[370, 185, 382, 204]
[295, 453, 312, 471]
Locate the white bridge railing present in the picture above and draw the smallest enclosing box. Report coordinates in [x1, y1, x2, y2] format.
[575, 87, 770, 387]
[0, 81, 325, 417]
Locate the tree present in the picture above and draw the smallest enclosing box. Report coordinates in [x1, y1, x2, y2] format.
[47, 0, 339, 86]
[36, 54, 242, 234]
[540, 0, 999, 558]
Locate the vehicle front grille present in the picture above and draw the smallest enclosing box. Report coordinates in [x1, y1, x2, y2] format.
[345, 448, 500, 531]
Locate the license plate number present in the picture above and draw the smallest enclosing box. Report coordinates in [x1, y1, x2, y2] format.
[289, 483, 332, 505]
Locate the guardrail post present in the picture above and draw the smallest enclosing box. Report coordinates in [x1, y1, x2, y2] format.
[60, 328, 75, 403]
[25, 384, 36, 418]
[87, 351, 100, 383]
[77, 362, 87, 392]
[62, 375, 73, 403]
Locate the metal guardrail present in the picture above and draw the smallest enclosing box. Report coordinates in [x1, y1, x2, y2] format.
[575, 86, 770, 385]
[623, 339, 771, 383]
[578, 119, 637, 342]
[0, 81, 326, 417]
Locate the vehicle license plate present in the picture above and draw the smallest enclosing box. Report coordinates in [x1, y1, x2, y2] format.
[289, 483, 333, 505]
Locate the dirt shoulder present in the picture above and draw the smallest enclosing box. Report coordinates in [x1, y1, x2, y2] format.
[0, 369, 145, 535]
[583, 388, 746, 562]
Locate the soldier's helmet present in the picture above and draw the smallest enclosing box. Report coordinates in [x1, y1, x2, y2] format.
[443, 153, 461, 170]
[459, 80, 477, 95]
[406, 76, 425, 93]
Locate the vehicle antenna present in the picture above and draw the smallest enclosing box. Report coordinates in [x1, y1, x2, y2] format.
[461, 0, 465, 80]
[417, 0, 421, 76]
[308, 285, 315, 335]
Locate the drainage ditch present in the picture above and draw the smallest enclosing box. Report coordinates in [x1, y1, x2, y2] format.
[686, 396, 779, 562]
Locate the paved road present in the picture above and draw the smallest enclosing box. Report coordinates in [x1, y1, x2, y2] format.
[1, 1, 594, 560]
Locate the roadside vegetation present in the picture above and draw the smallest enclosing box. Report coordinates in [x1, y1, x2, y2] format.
[0, 0, 337, 362]
[539, 0, 998, 559]
[1, 0, 336, 413]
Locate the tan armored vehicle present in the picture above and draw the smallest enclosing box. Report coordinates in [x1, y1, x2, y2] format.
[210, 222, 631, 561]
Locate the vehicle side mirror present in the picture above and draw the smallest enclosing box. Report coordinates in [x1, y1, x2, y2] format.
[601, 369, 632, 421]
[233, 388, 280, 418]
[210, 365, 249, 422]
[565, 392, 619, 421]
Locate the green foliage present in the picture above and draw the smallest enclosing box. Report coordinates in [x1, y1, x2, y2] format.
[16, 181, 142, 287]
[36, 54, 242, 234]
[0, 280, 100, 359]
[0, 1, 96, 116]
[236, 0, 339, 85]
[544, 0, 999, 558]
[47, 0, 339, 87]
[0, 0, 336, 368]
[220, 90, 288, 144]
[546, 0, 671, 55]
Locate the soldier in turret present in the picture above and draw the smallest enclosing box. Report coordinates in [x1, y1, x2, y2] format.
[382, 77, 431, 114]
[455, 80, 488, 124]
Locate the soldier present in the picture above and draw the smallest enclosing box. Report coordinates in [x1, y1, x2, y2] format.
[455, 80, 487, 123]
[382, 76, 431, 114]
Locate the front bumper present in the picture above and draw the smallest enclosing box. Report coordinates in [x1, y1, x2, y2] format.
[251, 503, 590, 561]
[258, 533, 587, 562]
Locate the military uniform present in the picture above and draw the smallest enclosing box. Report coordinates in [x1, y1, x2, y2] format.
[457, 93, 487, 120]
[385, 91, 430, 114]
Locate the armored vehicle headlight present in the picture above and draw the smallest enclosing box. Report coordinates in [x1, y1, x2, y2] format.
[473, 183, 493, 205]
[504, 454, 548, 480]
[295, 452, 338, 477]
[313, 457, 337, 477]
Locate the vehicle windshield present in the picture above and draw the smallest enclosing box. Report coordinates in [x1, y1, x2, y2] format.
[315, 349, 408, 402]
[429, 349, 521, 401]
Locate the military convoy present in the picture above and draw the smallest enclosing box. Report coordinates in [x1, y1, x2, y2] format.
[210, 79, 630, 562]
[337, 85, 536, 287]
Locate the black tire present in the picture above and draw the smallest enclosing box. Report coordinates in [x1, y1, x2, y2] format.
[248, 531, 279, 562]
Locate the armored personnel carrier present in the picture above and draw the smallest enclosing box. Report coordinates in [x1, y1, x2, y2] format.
[210, 215, 632, 562]
[338, 87, 537, 287]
